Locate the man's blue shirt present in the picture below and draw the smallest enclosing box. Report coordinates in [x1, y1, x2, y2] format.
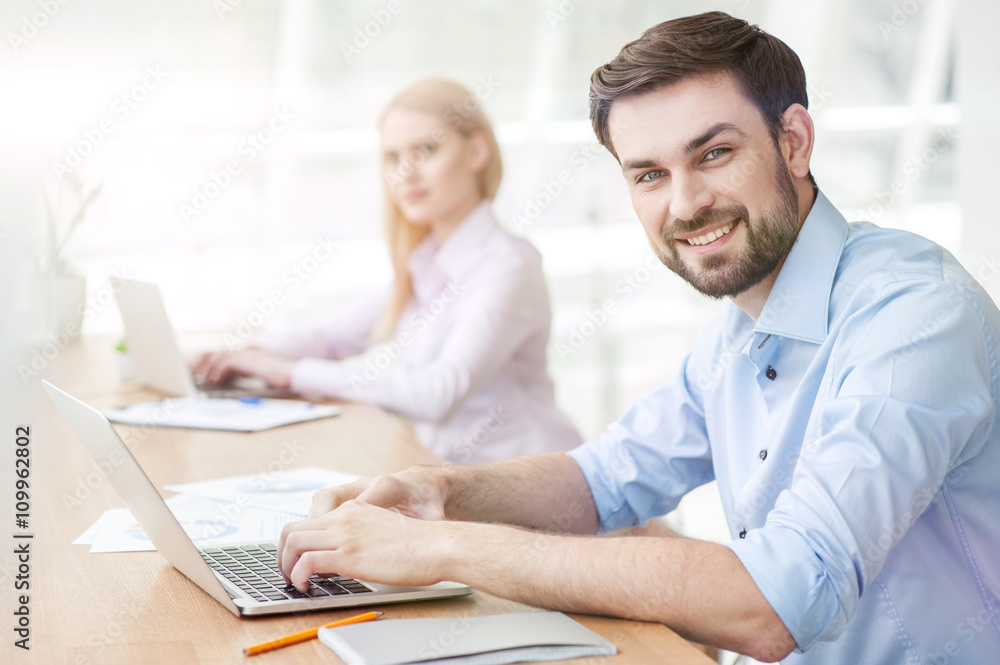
[569, 191, 1000, 663]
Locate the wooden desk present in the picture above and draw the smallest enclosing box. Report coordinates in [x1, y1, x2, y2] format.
[11, 336, 715, 665]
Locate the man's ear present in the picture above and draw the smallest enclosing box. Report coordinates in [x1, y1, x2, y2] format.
[467, 130, 491, 173]
[779, 103, 814, 180]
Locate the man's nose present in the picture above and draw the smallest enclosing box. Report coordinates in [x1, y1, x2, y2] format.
[668, 172, 713, 223]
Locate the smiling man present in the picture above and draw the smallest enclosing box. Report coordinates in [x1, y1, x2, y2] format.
[277, 12, 1000, 664]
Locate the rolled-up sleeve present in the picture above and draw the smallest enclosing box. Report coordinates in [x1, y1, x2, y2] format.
[728, 280, 995, 650]
[569, 354, 716, 533]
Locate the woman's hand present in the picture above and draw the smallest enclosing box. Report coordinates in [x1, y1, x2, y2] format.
[190, 348, 296, 388]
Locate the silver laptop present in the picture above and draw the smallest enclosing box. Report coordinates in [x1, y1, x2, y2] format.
[43, 380, 473, 617]
[114, 279, 289, 398]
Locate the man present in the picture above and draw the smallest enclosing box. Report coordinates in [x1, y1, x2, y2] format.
[278, 12, 1000, 664]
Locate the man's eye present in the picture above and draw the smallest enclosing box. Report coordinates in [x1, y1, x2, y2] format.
[639, 170, 664, 182]
[705, 147, 730, 161]
[418, 144, 435, 156]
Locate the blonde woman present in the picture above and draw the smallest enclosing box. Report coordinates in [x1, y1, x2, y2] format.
[193, 79, 582, 463]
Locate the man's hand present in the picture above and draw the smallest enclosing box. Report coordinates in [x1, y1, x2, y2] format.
[190, 348, 295, 389]
[277, 469, 452, 589]
[308, 469, 448, 519]
[277, 500, 452, 591]
[274, 456, 794, 661]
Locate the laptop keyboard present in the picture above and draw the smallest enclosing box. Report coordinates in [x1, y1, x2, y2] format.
[200, 543, 373, 603]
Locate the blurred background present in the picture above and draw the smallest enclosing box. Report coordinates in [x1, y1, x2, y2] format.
[1, 0, 996, 547]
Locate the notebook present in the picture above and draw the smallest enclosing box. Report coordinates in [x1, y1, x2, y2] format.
[318, 611, 617, 665]
[104, 395, 341, 432]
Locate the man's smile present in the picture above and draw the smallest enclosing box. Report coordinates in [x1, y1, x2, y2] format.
[675, 219, 740, 255]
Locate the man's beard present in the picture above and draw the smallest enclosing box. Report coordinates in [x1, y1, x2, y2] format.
[654, 157, 801, 299]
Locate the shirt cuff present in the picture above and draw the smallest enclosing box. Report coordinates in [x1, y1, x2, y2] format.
[568, 438, 639, 533]
[727, 525, 850, 652]
[289, 357, 357, 398]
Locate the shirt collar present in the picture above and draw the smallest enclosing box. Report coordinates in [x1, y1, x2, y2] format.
[730, 190, 849, 345]
[431, 199, 498, 280]
[407, 200, 497, 301]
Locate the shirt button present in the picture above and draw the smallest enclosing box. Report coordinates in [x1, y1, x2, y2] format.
[759, 449, 767, 461]
[766, 365, 777, 380]
[739, 528, 747, 539]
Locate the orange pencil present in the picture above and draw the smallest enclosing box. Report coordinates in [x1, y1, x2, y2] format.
[244, 610, 383, 656]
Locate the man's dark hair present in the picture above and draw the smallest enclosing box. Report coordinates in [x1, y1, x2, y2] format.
[590, 11, 815, 187]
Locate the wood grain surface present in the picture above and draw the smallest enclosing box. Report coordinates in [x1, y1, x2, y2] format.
[11, 336, 716, 665]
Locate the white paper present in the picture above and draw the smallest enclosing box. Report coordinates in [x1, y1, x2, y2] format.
[104, 396, 341, 432]
[73, 510, 119, 546]
[75, 468, 359, 552]
[163, 466, 360, 515]
[78, 494, 302, 553]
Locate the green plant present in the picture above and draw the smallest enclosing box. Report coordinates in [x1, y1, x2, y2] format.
[43, 171, 102, 274]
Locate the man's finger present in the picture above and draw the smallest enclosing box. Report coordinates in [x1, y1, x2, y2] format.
[356, 473, 445, 521]
[276, 518, 324, 580]
[290, 550, 342, 592]
[281, 530, 344, 591]
[354, 474, 405, 509]
[309, 481, 366, 518]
